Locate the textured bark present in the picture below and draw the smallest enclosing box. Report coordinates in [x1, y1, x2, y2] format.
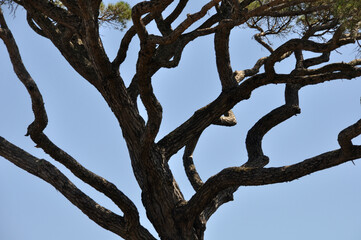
[1, 1, 361, 239]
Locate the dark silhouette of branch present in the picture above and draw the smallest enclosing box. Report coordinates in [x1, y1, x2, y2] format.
[2, 0, 361, 238]
[0, 137, 155, 240]
[0, 10, 146, 234]
[244, 84, 301, 168]
[182, 142, 361, 222]
[183, 134, 203, 191]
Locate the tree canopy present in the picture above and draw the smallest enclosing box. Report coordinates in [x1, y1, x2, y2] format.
[1, 0, 361, 239]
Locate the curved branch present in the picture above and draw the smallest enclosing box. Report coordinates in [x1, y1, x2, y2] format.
[22, 0, 80, 30]
[26, 13, 46, 37]
[77, 1, 114, 80]
[233, 57, 267, 83]
[244, 84, 301, 168]
[137, 44, 163, 149]
[303, 52, 330, 68]
[1, 11, 142, 229]
[23, 8, 99, 85]
[0, 137, 155, 240]
[254, 32, 274, 52]
[30, 133, 142, 226]
[131, 0, 173, 42]
[265, 32, 360, 76]
[182, 133, 237, 223]
[164, 0, 189, 25]
[214, 21, 237, 90]
[182, 143, 361, 223]
[0, 10, 48, 135]
[112, 14, 153, 68]
[183, 134, 203, 191]
[149, 0, 222, 45]
[338, 119, 361, 153]
[157, 74, 265, 160]
[153, 14, 221, 70]
[212, 110, 237, 126]
[159, 54, 361, 160]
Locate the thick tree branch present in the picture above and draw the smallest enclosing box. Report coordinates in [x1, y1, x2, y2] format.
[303, 52, 330, 68]
[21, 0, 80, 30]
[214, 22, 237, 90]
[77, 0, 114, 81]
[159, 57, 361, 160]
[338, 119, 361, 153]
[0, 137, 155, 240]
[137, 44, 163, 150]
[244, 84, 301, 168]
[23, 8, 99, 85]
[58, 0, 82, 16]
[183, 134, 203, 191]
[131, 0, 173, 43]
[181, 132, 238, 227]
[112, 14, 153, 68]
[26, 12, 46, 37]
[182, 143, 361, 223]
[233, 57, 267, 83]
[30, 133, 143, 227]
[0, 9, 47, 135]
[212, 110, 237, 126]
[19, 4, 146, 152]
[164, 0, 189, 26]
[149, 0, 222, 45]
[265, 32, 360, 76]
[1, 10, 144, 231]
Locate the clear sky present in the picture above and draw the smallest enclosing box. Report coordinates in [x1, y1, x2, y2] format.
[1, 1, 361, 240]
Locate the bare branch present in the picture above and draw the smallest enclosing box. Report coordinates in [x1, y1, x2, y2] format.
[137, 44, 163, 149]
[21, 0, 80, 30]
[303, 52, 330, 68]
[131, 0, 173, 43]
[182, 133, 238, 223]
[183, 134, 203, 191]
[212, 110, 237, 126]
[112, 14, 153, 68]
[77, 0, 114, 81]
[244, 84, 301, 168]
[214, 21, 237, 90]
[31, 133, 143, 226]
[233, 57, 267, 82]
[0, 9, 47, 135]
[182, 143, 361, 222]
[265, 33, 360, 76]
[164, 0, 189, 25]
[149, 0, 222, 45]
[58, 0, 82, 16]
[254, 32, 274, 52]
[26, 12, 46, 37]
[22, 8, 99, 85]
[1, 10, 143, 230]
[0, 137, 157, 240]
[338, 119, 361, 153]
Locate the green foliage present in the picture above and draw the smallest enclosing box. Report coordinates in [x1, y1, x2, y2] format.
[99, 1, 131, 30]
[0, 1, 132, 30]
[246, 0, 360, 41]
[331, 0, 361, 31]
[246, 0, 262, 11]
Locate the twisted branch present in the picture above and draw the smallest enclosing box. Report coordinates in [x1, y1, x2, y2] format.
[0, 137, 155, 240]
[0, 9, 145, 234]
[244, 84, 301, 168]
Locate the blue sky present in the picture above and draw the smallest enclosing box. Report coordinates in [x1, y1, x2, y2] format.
[1, 1, 361, 239]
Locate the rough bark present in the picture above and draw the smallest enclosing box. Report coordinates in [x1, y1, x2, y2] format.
[1, 1, 361, 239]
